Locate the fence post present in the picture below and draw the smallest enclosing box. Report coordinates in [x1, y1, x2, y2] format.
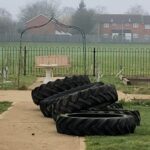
[1, 48, 4, 87]
[93, 48, 96, 76]
[24, 46, 27, 76]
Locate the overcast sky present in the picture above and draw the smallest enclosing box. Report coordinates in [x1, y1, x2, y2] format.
[0, 0, 150, 20]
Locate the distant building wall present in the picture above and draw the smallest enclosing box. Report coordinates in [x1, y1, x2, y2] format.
[96, 14, 150, 41]
[25, 15, 56, 34]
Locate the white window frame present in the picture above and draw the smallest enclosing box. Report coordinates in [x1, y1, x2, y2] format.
[103, 23, 109, 28]
[133, 23, 139, 28]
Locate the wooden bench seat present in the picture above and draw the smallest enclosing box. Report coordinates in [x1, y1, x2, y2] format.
[35, 55, 70, 68]
[35, 55, 70, 83]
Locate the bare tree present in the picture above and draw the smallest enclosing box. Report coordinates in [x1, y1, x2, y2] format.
[0, 8, 15, 34]
[18, 0, 60, 23]
[0, 8, 12, 18]
[59, 7, 75, 24]
[126, 4, 149, 15]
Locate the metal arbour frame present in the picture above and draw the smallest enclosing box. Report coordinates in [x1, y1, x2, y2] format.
[18, 17, 87, 87]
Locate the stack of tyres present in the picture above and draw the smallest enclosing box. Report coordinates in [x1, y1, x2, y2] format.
[40, 83, 103, 117]
[54, 84, 118, 115]
[31, 75, 91, 105]
[31, 75, 141, 136]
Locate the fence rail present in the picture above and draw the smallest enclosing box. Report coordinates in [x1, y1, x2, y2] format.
[0, 46, 150, 78]
[1, 33, 150, 43]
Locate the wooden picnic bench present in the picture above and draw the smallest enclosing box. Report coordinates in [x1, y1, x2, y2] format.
[35, 55, 70, 83]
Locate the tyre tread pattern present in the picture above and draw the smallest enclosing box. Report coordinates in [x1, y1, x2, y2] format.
[55, 84, 118, 114]
[56, 113, 136, 136]
[32, 75, 91, 105]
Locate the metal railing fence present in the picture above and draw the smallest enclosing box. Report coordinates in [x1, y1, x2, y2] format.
[0, 46, 150, 78]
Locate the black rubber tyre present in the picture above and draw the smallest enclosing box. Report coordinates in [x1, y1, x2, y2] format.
[31, 84, 46, 105]
[52, 102, 122, 122]
[40, 82, 104, 117]
[31, 75, 91, 105]
[106, 103, 123, 109]
[105, 110, 141, 126]
[56, 112, 137, 136]
[78, 110, 141, 126]
[88, 102, 123, 111]
[51, 104, 58, 121]
[54, 84, 118, 115]
[52, 108, 140, 126]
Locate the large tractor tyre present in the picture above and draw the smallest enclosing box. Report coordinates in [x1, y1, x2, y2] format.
[78, 110, 141, 126]
[56, 112, 137, 136]
[31, 84, 46, 105]
[51, 104, 59, 121]
[52, 102, 122, 122]
[106, 102, 123, 109]
[31, 75, 91, 105]
[40, 82, 104, 117]
[52, 107, 140, 126]
[88, 102, 123, 111]
[106, 109, 141, 126]
[54, 84, 118, 115]
[42, 75, 94, 96]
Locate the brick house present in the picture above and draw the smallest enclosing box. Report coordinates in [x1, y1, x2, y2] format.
[25, 14, 68, 35]
[96, 14, 150, 41]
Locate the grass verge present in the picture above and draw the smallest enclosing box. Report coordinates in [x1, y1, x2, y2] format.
[86, 101, 150, 150]
[90, 75, 150, 94]
[0, 101, 12, 114]
[0, 75, 36, 90]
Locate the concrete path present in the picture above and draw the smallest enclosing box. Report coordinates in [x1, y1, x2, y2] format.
[0, 90, 85, 150]
[118, 91, 150, 101]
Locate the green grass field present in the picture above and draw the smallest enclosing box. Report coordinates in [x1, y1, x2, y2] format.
[0, 101, 12, 114]
[86, 101, 150, 150]
[91, 76, 150, 94]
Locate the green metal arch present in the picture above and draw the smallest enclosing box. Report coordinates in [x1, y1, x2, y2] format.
[18, 17, 86, 87]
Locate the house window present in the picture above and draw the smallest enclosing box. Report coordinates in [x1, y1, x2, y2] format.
[145, 24, 150, 29]
[133, 23, 139, 28]
[133, 33, 139, 38]
[104, 23, 109, 28]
